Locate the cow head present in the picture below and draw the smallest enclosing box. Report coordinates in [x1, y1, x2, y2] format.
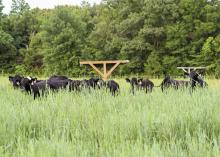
[137, 78, 143, 86]
[97, 79, 106, 88]
[126, 78, 138, 85]
[19, 77, 38, 90]
[8, 75, 23, 88]
[125, 78, 130, 83]
[30, 77, 38, 85]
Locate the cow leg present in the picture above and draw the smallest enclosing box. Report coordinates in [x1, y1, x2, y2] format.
[150, 86, 153, 92]
[161, 84, 164, 92]
[37, 91, 40, 99]
[27, 87, 31, 95]
[34, 90, 40, 100]
[191, 81, 196, 90]
[132, 84, 135, 95]
[116, 89, 119, 96]
[113, 89, 116, 97]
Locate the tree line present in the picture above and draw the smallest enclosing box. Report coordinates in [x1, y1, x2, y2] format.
[0, 0, 219, 77]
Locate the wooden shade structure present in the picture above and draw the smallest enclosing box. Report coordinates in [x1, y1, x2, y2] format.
[177, 67, 207, 73]
[80, 60, 129, 80]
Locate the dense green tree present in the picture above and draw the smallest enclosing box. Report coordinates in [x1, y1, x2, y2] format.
[0, 0, 3, 17]
[40, 6, 87, 75]
[0, 0, 219, 76]
[199, 35, 220, 76]
[10, 0, 30, 15]
[0, 28, 16, 72]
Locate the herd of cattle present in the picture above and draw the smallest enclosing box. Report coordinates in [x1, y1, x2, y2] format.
[8, 70, 207, 99]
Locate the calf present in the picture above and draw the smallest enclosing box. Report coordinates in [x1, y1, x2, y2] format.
[47, 79, 70, 91]
[49, 75, 69, 81]
[107, 80, 119, 96]
[88, 78, 100, 89]
[8, 75, 23, 88]
[126, 77, 139, 94]
[80, 78, 100, 90]
[69, 80, 81, 92]
[160, 76, 190, 92]
[137, 78, 154, 93]
[31, 80, 47, 99]
[19, 77, 33, 94]
[97, 79, 106, 89]
[186, 70, 208, 89]
[11, 76, 37, 94]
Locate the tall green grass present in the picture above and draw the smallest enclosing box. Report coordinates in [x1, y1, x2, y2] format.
[0, 77, 220, 157]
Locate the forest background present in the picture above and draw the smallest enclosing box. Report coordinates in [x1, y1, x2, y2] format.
[0, 0, 219, 77]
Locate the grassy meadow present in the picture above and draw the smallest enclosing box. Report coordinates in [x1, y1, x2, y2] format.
[0, 77, 220, 157]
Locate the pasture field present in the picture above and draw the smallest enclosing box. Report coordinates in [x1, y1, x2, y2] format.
[0, 77, 220, 157]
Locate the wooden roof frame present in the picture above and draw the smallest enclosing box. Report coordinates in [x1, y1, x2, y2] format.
[80, 60, 129, 80]
[177, 67, 207, 73]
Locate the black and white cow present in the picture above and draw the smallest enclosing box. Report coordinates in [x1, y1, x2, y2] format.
[137, 78, 154, 93]
[126, 77, 139, 94]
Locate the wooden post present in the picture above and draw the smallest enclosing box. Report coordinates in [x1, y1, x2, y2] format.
[80, 60, 129, 80]
[188, 68, 190, 74]
[103, 63, 107, 80]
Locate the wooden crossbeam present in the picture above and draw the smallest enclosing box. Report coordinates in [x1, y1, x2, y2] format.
[80, 60, 129, 65]
[80, 60, 129, 80]
[89, 63, 104, 78]
[177, 67, 207, 69]
[106, 62, 120, 78]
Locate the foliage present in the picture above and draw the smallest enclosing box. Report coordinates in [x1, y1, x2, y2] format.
[0, 0, 220, 76]
[0, 28, 16, 72]
[10, 0, 30, 15]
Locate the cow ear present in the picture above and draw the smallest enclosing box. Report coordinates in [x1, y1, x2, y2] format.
[27, 76, 32, 80]
[32, 78, 37, 81]
[125, 78, 130, 82]
[9, 76, 13, 81]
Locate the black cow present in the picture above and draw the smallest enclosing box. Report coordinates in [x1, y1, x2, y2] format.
[31, 80, 47, 99]
[47, 79, 70, 91]
[137, 78, 154, 93]
[9, 75, 38, 94]
[97, 79, 106, 89]
[81, 79, 89, 89]
[47, 75, 70, 91]
[8, 75, 23, 88]
[48, 75, 69, 81]
[19, 77, 33, 94]
[30, 75, 70, 99]
[107, 80, 119, 96]
[20, 77, 40, 94]
[126, 77, 139, 94]
[186, 70, 208, 89]
[69, 80, 81, 92]
[81, 78, 100, 90]
[160, 76, 190, 92]
[88, 78, 100, 89]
